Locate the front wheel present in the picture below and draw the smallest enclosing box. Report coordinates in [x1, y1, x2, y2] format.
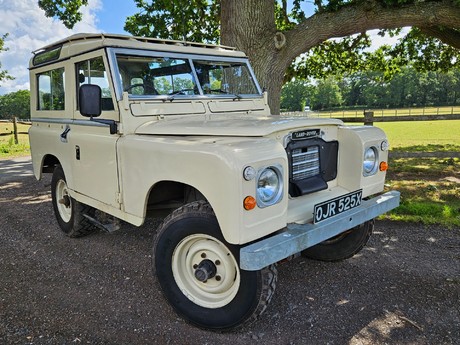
[153, 201, 277, 330]
[301, 220, 374, 262]
[51, 165, 96, 238]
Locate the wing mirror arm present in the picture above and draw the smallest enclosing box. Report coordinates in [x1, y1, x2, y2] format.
[91, 119, 118, 135]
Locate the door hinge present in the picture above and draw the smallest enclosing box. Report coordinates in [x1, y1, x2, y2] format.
[116, 192, 123, 204]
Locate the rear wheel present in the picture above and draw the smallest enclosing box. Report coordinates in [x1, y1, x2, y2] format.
[51, 165, 96, 238]
[153, 201, 277, 330]
[301, 220, 374, 262]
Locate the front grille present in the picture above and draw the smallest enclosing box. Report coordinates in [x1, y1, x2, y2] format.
[286, 135, 338, 197]
[291, 146, 320, 180]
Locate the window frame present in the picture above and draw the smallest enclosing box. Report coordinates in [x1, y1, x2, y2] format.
[107, 48, 263, 101]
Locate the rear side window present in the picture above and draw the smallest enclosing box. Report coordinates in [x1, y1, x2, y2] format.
[37, 68, 65, 110]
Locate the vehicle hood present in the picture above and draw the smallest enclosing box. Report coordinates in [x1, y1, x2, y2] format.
[134, 113, 343, 137]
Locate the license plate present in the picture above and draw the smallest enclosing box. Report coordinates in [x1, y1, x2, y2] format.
[314, 190, 363, 223]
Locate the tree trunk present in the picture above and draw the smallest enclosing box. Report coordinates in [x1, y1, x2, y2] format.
[221, 0, 292, 115]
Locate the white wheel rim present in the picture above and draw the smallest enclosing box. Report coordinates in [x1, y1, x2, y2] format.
[56, 179, 72, 223]
[172, 234, 240, 309]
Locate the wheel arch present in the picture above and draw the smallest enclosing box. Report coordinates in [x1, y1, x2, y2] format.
[42, 154, 61, 173]
[144, 180, 208, 217]
[33, 154, 61, 179]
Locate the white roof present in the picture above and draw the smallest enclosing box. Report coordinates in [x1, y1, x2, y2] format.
[31, 33, 246, 67]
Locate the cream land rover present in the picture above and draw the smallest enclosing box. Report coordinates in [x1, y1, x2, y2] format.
[29, 33, 400, 330]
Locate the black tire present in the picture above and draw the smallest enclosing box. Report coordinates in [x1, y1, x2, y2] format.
[51, 165, 96, 238]
[301, 220, 374, 262]
[153, 201, 277, 330]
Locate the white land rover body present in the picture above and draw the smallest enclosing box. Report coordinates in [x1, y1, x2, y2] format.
[29, 33, 399, 330]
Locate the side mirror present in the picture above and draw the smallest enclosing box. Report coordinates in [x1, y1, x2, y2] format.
[79, 84, 101, 118]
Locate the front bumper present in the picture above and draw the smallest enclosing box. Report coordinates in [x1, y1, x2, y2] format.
[240, 191, 400, 271]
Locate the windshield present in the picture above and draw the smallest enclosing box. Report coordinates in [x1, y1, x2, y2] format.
[194, 61, 259, 95]
[114, 52, 261, 98]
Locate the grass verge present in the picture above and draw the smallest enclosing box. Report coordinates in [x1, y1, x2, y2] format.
[0, 122, 31, 159]
[383, 151, 460, 227]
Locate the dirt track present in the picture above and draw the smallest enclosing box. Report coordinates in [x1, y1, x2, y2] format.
[0, 160, 459, 344]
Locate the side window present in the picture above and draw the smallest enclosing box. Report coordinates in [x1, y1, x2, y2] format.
[37, 68, 65, 110]
[76, 57, 114, 111]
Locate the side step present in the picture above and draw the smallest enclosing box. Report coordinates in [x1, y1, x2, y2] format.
[83, 211, 121, 233]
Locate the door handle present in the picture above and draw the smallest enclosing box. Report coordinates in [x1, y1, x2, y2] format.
[60, 125, 71, 143]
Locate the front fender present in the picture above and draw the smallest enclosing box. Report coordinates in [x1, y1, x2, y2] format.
[117, 135, 288, 244]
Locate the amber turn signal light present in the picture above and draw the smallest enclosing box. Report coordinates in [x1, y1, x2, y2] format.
[243, 196, 256, 210]
[379, 161, 388, 171]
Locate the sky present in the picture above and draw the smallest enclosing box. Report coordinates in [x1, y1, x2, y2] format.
[0, 0, 138, 94]
[0, 0, 404, 95]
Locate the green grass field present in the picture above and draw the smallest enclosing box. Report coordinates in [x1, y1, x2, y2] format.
[376, 120, 460, 149]
[384, 155, 460, 227]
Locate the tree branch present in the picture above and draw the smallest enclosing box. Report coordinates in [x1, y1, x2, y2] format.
[314, 0, 324, 13]
[281, 0, 291, 25]
[284, 0, 460, 61]
[419, 26, 460, 49]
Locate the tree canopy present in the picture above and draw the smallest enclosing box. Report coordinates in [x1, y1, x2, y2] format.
[39, 0, 460, 114]
[0, 90, 30, 119]
[281, 67, 460, 111]
[38, 0, 89, 29]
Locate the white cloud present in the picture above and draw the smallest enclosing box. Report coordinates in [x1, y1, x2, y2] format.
[0, 0, 102, 94]
[367, 27, 411, 51]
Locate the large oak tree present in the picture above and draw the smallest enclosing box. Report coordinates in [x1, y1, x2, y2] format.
[39, 0, 460, 114]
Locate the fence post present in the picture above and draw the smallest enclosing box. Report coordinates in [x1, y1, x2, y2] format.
[364, 111, 374, 126]
[13, 117, 19, 145]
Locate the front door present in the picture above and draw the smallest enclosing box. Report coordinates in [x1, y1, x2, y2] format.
[69, 51, 120, 208]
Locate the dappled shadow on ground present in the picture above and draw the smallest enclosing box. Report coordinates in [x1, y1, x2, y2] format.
[1, 174, 459, 344]
[0, 157, 33, 183]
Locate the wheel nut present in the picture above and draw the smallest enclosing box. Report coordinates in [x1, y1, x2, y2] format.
[215, 260, 221, 265]
[215, 275, 221, 281]
[201, 253, 207, 258]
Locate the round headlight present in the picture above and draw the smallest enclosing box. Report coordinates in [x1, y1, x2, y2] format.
[257, 167, 282, 207]
[363, 147, 378, 176]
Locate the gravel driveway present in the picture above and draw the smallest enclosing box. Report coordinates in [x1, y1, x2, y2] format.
[1, 158, 459, 344]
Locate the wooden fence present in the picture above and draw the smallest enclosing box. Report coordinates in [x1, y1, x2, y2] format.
[282, 108, 460, 126]
[337, 111, 460, 126]
[0, 117, 30, 144]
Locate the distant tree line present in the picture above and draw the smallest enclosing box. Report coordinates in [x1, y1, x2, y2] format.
[0, 90, 30, 119]
[281, 67, 460, 112]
